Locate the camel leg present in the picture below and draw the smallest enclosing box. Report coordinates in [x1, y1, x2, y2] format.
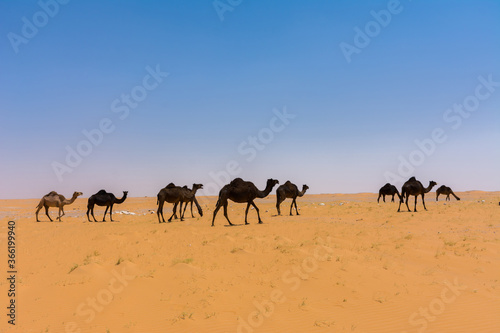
[377, 194, 381, 203]
[250, 201, 263, 224]
[244, 202, 251, 225]
[177, 202, 183, 220]
[422, 194, 427, 211]
[181, 201, 189, 220]
[293, 198, 300, 215]
[397, 196, 402, 212]
[173, 202, 179, 220]
[414, 196, 418, 212]
[289, 200, 294, 216]
[211, 204, 221, 227]
[276, 196, 285, 215]
[91, 206, 98, 222]
[168, 203, 178, 222]
[405, 195, 411, 212]
[194, 198, 203, 217]
[222, 202, 233, 226]
[180, 202, 186, 221]
[190, 201, 194, 218]
[446, 195, 450, 201]
[109, 204, 114, 221]
[45, 206, 53, 222]
[391, 195, 395, 203]
[56, 206, 62, 221]
[36, 205, 42, 222]
[157, 200, 165, 223]
[86, 205, 92, 222]
[383, 195, 386, 203]
[103, 206, 109, 222]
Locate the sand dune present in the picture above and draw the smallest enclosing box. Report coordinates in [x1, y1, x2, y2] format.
[1, 192, 499, 332]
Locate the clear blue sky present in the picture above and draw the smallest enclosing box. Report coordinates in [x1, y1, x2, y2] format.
[1, 0, 499, 199]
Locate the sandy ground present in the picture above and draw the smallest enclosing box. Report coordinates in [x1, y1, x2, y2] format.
[1, 191, 499, 333]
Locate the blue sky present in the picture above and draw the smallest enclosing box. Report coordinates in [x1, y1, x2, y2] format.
[1, 0, 499, 199]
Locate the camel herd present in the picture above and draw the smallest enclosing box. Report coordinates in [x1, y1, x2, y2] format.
[35, 176, 462, 224]
[34, 179, 309, 225]
[378, 176, 461, 212]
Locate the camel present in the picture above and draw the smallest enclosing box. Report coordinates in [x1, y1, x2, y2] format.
[178, 184, 204, 220]
[157, 183, 201, 223]
[276, 181, 309, 216]
[377, 183, 401, 203]
[211, 178, 279, 226]
[436, 185, 460, 201]
[35, 191, 83, 222]
[398, 177, 437, 212]
[86, 190, 128, 222]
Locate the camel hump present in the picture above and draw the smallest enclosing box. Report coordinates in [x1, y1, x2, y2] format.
[166, 183, 176, 188]
[408, 176, 416, 181]
[284, 180, 293, 185]
[230, 178, 244, 185]
[385, 183, 391, 186]
[96, 189, 107, 195]
[182, 185, 188, 189]
[46, 191, 58, 196]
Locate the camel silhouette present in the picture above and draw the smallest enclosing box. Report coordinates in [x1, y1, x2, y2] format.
[398, 177, 437, 212]
[276, 181, 309, 216]
[211, 178, 279, 226]
[86, 190, 128, 222]
[178, 184, 204, 220]
[436, 185, 460, 201]
[157, 183, 201, 223]
[35, 191, 82, 222]
[377, 183, 401, 203]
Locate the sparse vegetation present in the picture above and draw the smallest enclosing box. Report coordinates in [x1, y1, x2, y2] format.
[172, 258, 194, 265]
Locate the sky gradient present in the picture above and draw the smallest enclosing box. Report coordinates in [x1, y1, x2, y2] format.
[1, 0, 499, 199]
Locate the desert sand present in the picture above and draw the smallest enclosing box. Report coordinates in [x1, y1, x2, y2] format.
[1, 192, 499, 333]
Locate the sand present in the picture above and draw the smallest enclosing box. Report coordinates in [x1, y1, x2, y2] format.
[1, 192, 499, 332]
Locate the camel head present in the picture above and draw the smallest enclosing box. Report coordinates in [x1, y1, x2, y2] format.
[123, 191, 129, 196]
[73, 192, 83, 198]
[267, 179, 279, 188]
[302, 185, 309, 191]
[429, 181, 437, 188]
[193, 183, 204, 191]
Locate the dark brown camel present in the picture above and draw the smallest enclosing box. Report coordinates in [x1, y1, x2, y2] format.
[436, 185, 460, 201]
[211, 178, 279, 226]
[86, 190, 128, 222]
[178, 184, 204, 220]
[377, 183, 401, 203]
[398, 177, 437, 212]
[35, 191, 83, 222]
[276, 181, 309, 216]
[157, 183, 201, 223]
